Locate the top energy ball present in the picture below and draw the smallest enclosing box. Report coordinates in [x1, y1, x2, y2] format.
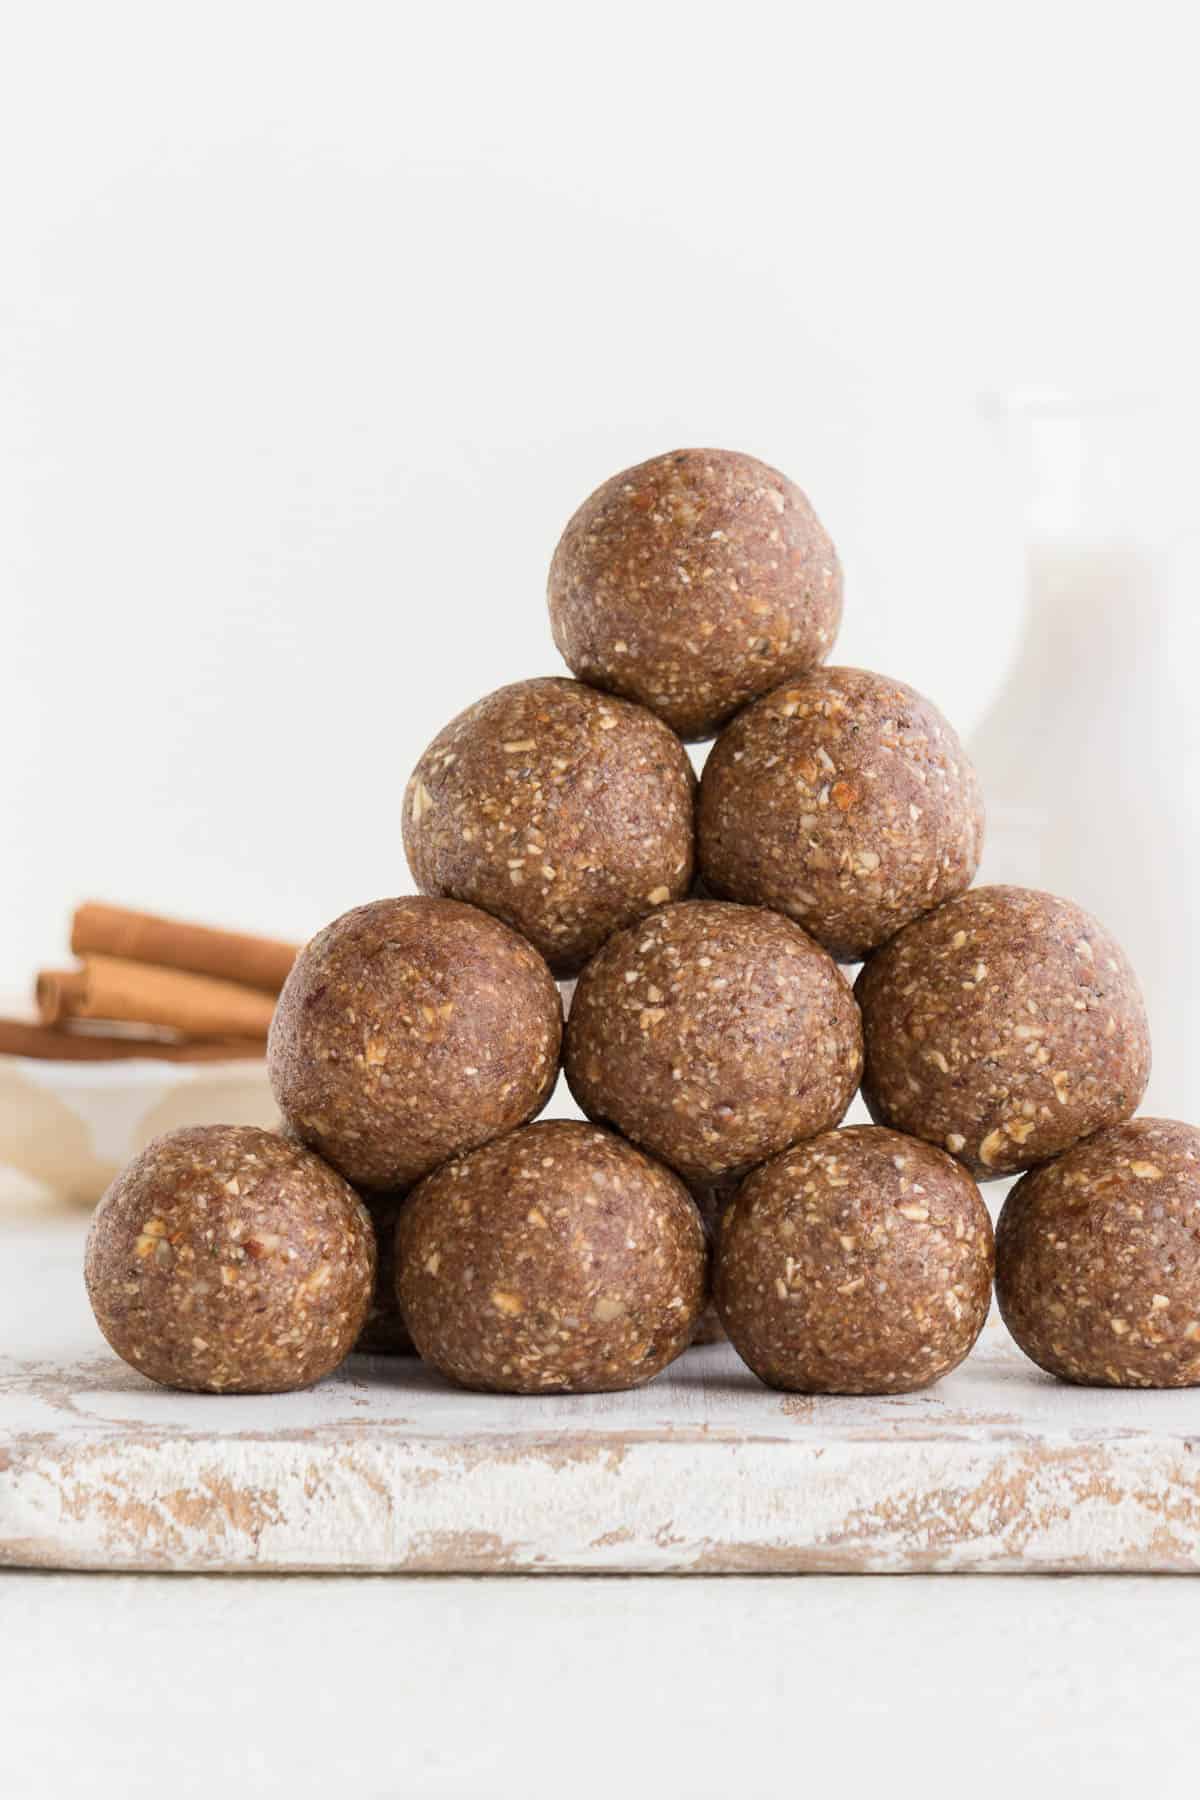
[548, 448, 842, 740]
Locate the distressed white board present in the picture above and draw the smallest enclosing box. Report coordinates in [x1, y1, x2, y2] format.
[2, 1217, 1199, 1574]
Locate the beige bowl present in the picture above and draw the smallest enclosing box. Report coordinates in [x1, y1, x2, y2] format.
[0, 1051, 277, 1210]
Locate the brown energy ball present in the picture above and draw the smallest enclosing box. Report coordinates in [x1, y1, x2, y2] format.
[698, 667, 984, 962]
[564, 900, 863, 1184]
[548, 448, 842, 740]
[856, 886, 1151, 1181]
[269, 897, 561, 1191]
[395, 1120, 706, 1394]
[354, 1192, 415, 1355]
[403, 676, 695, 976]
[996, 1118, 1200, 1388]
[715, 1125, 994, 1394]
[84, 1125, 374, 1394]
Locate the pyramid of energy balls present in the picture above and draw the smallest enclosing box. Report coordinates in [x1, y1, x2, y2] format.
[86, 445, 1200, 1403]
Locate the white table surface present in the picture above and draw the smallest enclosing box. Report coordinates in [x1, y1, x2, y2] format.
[3, 1205, 1199, 1798]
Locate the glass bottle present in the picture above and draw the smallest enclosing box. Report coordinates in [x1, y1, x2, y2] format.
[971, 391, 1200, 1118]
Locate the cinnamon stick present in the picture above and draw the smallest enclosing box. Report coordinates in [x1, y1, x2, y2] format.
[37, 956, 277, 1039]
[0, 1019, 266, 1063]
[70, 902, 299, 994]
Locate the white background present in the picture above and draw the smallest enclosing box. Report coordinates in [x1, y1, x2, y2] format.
[4, 0, 1198, 991]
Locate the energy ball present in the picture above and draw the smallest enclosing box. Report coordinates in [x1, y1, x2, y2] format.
[84, 1125, 374, 1394]
[565, 900, 863, 1184]
[270, 897, 561, 1191]
[856, 886, 1151, 1180]
[354, 1192, 415, 1355]
[403, 676, 695, 977]
[996, 1118, 1200, 1388]
[548, 448, 842, 740]
[715, 1125, 993, 1394]
[698, 667, 984, 961]
[394, 1120, 706, 1394]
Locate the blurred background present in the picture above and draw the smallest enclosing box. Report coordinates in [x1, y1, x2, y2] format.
[3, 0, 1197, 1029]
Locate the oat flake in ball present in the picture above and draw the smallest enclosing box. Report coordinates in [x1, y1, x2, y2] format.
[548, 448, 842, 740]
[395, 1120, 706, 1394]
[565, 900, 863, 1184]
[269, 897, 562, 1191]
[997, 1118, 1200, 1388]
[856, 886, 1151, 1180]
[699, 666, 984, 962]
[715, 1125, 993, 1394]
[85, 1125, 375, 1394]
[403, 676, 695, 976]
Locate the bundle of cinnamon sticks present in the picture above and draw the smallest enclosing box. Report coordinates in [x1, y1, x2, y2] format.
[0, 903, 300, 1063]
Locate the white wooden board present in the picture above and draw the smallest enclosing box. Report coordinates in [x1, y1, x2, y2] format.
[3, 1216, 1199, 1573]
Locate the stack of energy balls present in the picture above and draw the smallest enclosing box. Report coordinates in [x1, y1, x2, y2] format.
[86, 447, 1200, 1402]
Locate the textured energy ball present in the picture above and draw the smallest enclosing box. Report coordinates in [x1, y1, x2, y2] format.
[698, 666, 984, 961]
[269, 897, 561, 1191]
[354, 1193, 415, 1355]
[403, 676, 695, 976]
[85, 1125, 374, 1394]
[565, 901, 863, 1183]
[996, 1118, 1200, 1388]
[394, 1120, 707, 1394]
[548, 447, 842, 740]
[715, 1125, 993, 1394]
[856, 887, 1151, 1180]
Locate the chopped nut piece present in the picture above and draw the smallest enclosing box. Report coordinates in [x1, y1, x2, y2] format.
[978, 1129, 1008, 1168]
[409, 777, 434, 822]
